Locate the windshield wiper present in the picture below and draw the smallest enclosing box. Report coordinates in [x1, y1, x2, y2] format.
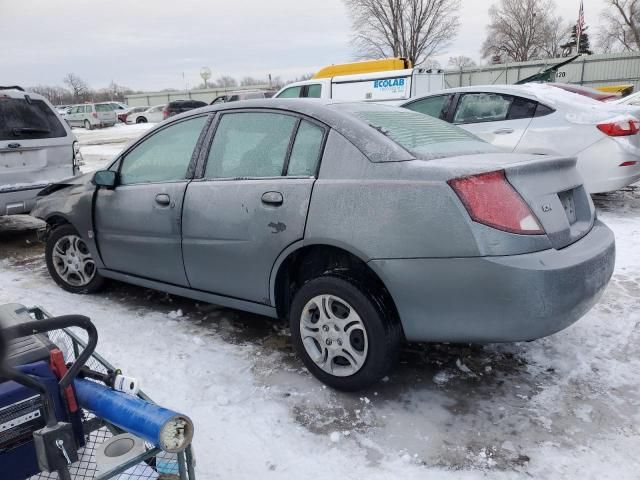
[12, 127, 51, 136]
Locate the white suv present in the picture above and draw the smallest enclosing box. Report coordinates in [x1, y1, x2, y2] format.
[65, 103, 117, 130]
[0, 86, 81, 215]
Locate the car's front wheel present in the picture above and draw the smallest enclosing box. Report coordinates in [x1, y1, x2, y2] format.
[289, 275, 401, 391]
[45, 224, 105, 294]
[136, 117, 147, 123]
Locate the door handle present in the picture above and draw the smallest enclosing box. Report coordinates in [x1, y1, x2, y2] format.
[261, 191, 283, 206]
[493, 128, 514, 135]
[155, 193, 171, 206]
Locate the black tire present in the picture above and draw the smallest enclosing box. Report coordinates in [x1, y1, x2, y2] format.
[45, 224, 106, 294]
[136, 117, 147, 124]
[84, 119, 93, 130]
[289, 275, 402, 391]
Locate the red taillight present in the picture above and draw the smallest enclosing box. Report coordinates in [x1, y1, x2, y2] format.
[448, 170, 544, 235]
[597, 118, 640, 136]
[163, 107, 169, 119]
[92, 112, 98, 118]
[620, 161, 638, 167]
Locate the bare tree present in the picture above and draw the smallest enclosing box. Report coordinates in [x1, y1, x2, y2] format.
[343, 0, 461, 66]
[63, 73, 88, 100]
[541, 15, 572, 57]
[448, 55, 476, 68]
[482, 0, 559, 62]
[240, 76, 262, 86]
[214, 76, 238, 88]
[599, 0, 640, 52]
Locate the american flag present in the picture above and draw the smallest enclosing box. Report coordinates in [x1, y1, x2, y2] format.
[577, 0, 585, 41]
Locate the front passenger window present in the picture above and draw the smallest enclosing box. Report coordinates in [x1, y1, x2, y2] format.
[119, 116, 207, 185]
[453, 93, 511, 124]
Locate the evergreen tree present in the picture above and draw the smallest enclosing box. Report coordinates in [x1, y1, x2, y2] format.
[565, 24, 592, 55]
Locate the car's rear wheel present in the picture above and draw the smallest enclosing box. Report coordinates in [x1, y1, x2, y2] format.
[83, 119, 92, 130]
[45, 224, 105, 294]
[289, 275, 401, 391]
[136, 117, 147, 123]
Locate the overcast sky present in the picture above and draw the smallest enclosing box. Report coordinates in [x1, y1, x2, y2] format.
[2, 0, 608, 92]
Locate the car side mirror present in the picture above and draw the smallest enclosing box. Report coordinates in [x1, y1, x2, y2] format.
[93, 170, 118, 188]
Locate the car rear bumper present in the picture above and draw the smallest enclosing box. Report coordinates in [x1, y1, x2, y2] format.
[0, 186, 46, 215]
[369, 220, 615, 343]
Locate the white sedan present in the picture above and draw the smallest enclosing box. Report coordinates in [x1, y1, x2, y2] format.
[126, 104, 165, 124]
[402, 83, 640, 193]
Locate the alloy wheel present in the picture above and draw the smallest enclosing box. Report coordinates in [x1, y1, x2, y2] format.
[299, 294, 369, 377]
[51, 234, 97, 287]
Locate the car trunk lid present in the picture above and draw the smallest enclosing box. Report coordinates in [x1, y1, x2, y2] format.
[423, 153, 594, 250]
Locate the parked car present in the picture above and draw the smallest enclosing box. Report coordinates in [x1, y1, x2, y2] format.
[56, 105, 70, 117]
[0, 86, 80, 216]
[611, 90, 640, 107]
[127, 105, 165, 124]
[210, 89, 277, 104]
[162, 100, 207, 120]
[65, 103, 117, 130]
[32, 100, 615, 391]
[547, 83, 620, 102]
[401, 83, 640, 193]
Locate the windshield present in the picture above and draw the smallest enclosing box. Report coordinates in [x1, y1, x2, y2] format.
[334, 103, 498, 159]
[0, 97, 67, 141]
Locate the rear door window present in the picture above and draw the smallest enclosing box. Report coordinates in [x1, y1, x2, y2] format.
[404, 95, 450, 119]
[205, 112, 297, 178]
[0, 97, 67, 140]
[287, 120, 324, 176]
[453, 93, 511, 124]
[304, 84, 322, 98]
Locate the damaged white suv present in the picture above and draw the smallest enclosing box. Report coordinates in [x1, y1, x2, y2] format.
[0, 86, 81, 215]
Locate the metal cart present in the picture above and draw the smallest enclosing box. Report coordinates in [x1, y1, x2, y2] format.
[24, 306, 196, 480]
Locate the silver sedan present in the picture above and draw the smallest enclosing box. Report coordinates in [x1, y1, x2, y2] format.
[32, 99, 615, 390]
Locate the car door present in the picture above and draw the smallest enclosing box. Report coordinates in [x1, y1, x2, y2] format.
[182, 110, 326, 303]
[450, 93, 537, 151]
[94, 114, 209, 285]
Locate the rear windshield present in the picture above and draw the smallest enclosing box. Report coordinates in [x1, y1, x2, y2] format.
[95, 104, 113, 112]
[335, 103, 498, 159]
[0, 97, 67, 141]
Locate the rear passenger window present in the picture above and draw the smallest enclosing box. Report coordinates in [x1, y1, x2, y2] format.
[305, 84, 322, 98]
[287, 121, 324, 176]
[206, 112, 297, 178]
[507, 97, 537, 120]
[0, 98, 67, 140]
[404, 95, 449, 119]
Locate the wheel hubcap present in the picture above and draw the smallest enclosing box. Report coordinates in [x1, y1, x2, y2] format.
[52, 235, 96, 287]
[299, 294, 368, 377]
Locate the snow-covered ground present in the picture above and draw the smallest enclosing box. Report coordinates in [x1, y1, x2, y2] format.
[0, 131, 638, 478]
[74, 123, 155, 173]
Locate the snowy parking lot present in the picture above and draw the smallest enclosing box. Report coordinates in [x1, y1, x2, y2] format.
[1, 124, 639, 479]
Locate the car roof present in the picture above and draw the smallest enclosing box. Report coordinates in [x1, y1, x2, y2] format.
[157, 98, 414, 163]
[403, 84, 543, 104]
